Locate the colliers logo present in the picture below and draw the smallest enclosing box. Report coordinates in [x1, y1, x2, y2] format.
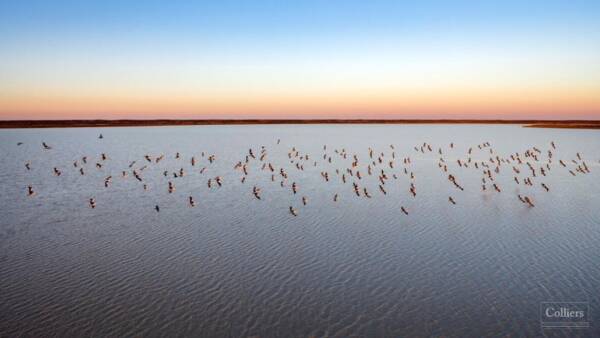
[541, 302, 589, 328]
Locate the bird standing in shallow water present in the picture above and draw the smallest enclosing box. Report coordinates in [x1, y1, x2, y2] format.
[289, 206, 298, 216]
[253, 186, 261, 200]
[524, 196, 535, 207]
[363, 188, 371, 198]
[401, 206, 408, 215]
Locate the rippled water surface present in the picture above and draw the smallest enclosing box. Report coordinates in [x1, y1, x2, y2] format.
[1, 125, 599, 337]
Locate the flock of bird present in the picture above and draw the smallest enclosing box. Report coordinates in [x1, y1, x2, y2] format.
[21, 133, 597, 218]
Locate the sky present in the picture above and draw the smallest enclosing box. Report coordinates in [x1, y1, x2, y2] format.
[1, 0, 599, 120]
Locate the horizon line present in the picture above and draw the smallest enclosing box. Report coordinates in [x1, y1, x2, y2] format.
[2, 118, 600, 129]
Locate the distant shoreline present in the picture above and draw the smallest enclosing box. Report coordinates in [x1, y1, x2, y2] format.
[1, 119, 599, 129]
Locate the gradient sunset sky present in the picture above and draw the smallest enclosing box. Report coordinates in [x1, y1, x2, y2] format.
[1, 0, 599, 120]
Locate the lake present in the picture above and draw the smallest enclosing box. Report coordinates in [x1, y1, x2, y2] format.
[1, 124, 599, 337]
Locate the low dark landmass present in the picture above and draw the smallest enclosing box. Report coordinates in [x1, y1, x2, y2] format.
[523, 122, 600, 129]
[1, 119, 599, 129]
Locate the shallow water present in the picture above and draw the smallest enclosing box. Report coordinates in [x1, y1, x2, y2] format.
[1, 124, 599, 337]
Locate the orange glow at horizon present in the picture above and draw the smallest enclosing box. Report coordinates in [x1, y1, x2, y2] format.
[2, 84, 599, 120]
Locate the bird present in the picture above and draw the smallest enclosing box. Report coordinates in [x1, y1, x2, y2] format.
[363, 188, 371, 198]
[524, 196, 535, 207]
[42, 142, 52, 150]
[27, 186, 35, 196]
[253, 186, 261, 200]
[89, 198, 96, 208]
[289, 206, 298, 216]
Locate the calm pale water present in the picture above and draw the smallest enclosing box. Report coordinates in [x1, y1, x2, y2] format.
[1, 125, 599, 337]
